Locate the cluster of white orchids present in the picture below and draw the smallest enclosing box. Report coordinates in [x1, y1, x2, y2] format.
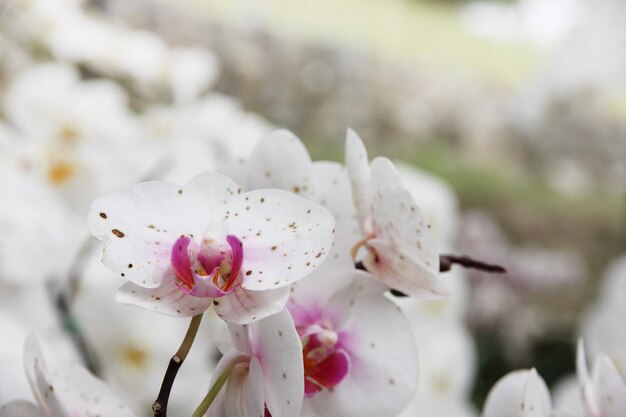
[2, 130, 624, 417]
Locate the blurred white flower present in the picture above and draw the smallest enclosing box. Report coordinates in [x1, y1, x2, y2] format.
[3, 63, 155, 213]
[0, 335, 134, 417]
[580, 255, 626, 374]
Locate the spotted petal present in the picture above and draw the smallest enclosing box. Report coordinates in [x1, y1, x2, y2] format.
[214, 286, 291, 325]
[482, 369, 552, 417]
[369, 157, 439, 270]
[308, 272, 418, 417]
[88, 182, 213, 288]
[115, 273, 213, 317]
[24, 335, 135, 417]
[251, 309, 304, 417]
[245, 129, 314, 197]
[224, 189, 335, 291]
[364, 240, 449, 298]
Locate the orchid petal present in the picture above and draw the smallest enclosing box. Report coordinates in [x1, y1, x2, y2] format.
[245, 130, 314, 197]
[224, 189, 335, 291]
[23, 336, 65, 417]
[592, 355, 626, 417]
[24, 336, 135, 417]
[309, 273, 418, 417]
[250, 309, 304, 417]
[364, 239, 449, 297]
[115, 274, 212, 317]
[310, 161, 360, 276]
[369, 157, 439, 270]
[186, 171, 242, 208]
[88, 182, 212, 288]
[214, 286, 290, 325]
[0, 401, 44, 417]
[207, 350, 248, 417]
[224, 359, 265, 417]
[482, 369, 551, 417]
[577, 339, 601, 417]
[345, 129, 371, 230]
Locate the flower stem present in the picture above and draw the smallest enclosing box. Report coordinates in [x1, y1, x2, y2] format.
[153, 313, 204, 417]
[191, 356, 245, 417]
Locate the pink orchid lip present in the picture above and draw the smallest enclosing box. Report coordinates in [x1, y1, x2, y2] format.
[171, 234, 244, 298]
[302, 331, 350, 397]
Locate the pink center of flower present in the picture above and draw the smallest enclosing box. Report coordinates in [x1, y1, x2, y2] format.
[171, 234, 244, 297]
[301, 328, 350, 397]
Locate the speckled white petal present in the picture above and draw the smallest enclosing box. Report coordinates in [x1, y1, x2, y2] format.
[225, 324, 252, 355]
[311, 161, 360, 276]
[23, 336, 65, 417]
[245, 130, 314, 197]
[115, 274, 212, 317]
[186, 171, 242, 208]
[592, 355, 626, 417]
[369, 157, 439, 270]
[223, 358, 265, 417]
[345, 129, 371, 229]
[482, 369, 551, 417]
[88, 182, 212, 288]
[214, 286, 290, 325]
[51, 362, 136, 417]
[24, 336, 135, 417]
[250, 309, 304, 417]
[364, 239, 449, 298]
[225, 189, 335, 291]
[309, 273, 418, 417]
[0, 401, 44, 417]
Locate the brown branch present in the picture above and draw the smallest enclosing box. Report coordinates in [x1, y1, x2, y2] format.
[153, 314, 203, 417]
[439, 254, 507, 274]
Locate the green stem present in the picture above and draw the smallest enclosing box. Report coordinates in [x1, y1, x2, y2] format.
[191, 360, 242, 417]
[153, 313, 204, 417]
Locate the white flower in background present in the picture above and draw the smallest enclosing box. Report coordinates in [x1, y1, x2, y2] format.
[345, 130, 448, 297]
[577, 340, 626, 417]
[0, 335, 135, 417]
[481, 368, 553, 417]
[3, 63, 154, 214]
[73, 259, 220, 417]
[141, 95, 272, 184]
[580, 255, 626, 375]
[398, 320, 477, 417]
[7, 0, 219, 97]
[288, 271, 419, 417]
[208, 309, 303, 417]
[88, 171, 335, 324]
[0, 154, 81, 285]
[167, 47, 220, 104]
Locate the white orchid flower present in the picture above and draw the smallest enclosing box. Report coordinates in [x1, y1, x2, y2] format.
[88, 171, 335, 324]
[208, 308, 304, 417]
[577, 340, 626, 417]
[288, 271, 419, 417]
[345, 130, 448, 297]
[0, 335, 134, 417]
